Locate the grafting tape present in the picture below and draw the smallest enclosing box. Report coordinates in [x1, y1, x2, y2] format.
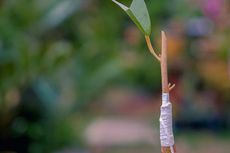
[160, 93, 174, 153]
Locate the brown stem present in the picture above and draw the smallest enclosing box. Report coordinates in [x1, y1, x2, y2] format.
[161, 31, 169, 93]
[145, 33, 175, 92]
[162, 145, 177, 153]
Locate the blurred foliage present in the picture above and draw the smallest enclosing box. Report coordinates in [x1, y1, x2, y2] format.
[0, 0, 230, 152]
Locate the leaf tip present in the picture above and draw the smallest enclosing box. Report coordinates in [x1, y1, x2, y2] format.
[112, 0, 128, 11]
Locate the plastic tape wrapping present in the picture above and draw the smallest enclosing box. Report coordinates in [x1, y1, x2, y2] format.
[160, 93, 175, 153]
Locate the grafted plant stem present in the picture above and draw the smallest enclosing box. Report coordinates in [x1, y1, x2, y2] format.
[145, 31, 176, 153]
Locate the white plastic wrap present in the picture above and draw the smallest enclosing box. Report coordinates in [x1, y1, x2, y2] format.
[160, 93, 175, 153]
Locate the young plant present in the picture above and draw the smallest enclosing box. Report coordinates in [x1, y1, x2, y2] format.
[112, 0, 176, 153]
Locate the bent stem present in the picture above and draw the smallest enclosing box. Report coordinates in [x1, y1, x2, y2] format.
[145, 36, 161, 62]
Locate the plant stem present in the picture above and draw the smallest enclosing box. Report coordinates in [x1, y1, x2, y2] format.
[161, 31, 169, 93]
[145, 36, 161, 62]
[160, 31, 176, 153]
[145, 31, 176, 153]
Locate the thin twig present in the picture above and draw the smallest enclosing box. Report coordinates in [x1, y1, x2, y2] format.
[168, 83, 176, 91]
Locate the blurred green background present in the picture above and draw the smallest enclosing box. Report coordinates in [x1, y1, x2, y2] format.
[0, 0, 230, 153]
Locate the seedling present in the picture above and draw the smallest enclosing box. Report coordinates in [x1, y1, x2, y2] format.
[112, 0, 176, 153]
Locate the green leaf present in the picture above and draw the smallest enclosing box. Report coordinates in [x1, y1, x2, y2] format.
[112, 0, 151, 35]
